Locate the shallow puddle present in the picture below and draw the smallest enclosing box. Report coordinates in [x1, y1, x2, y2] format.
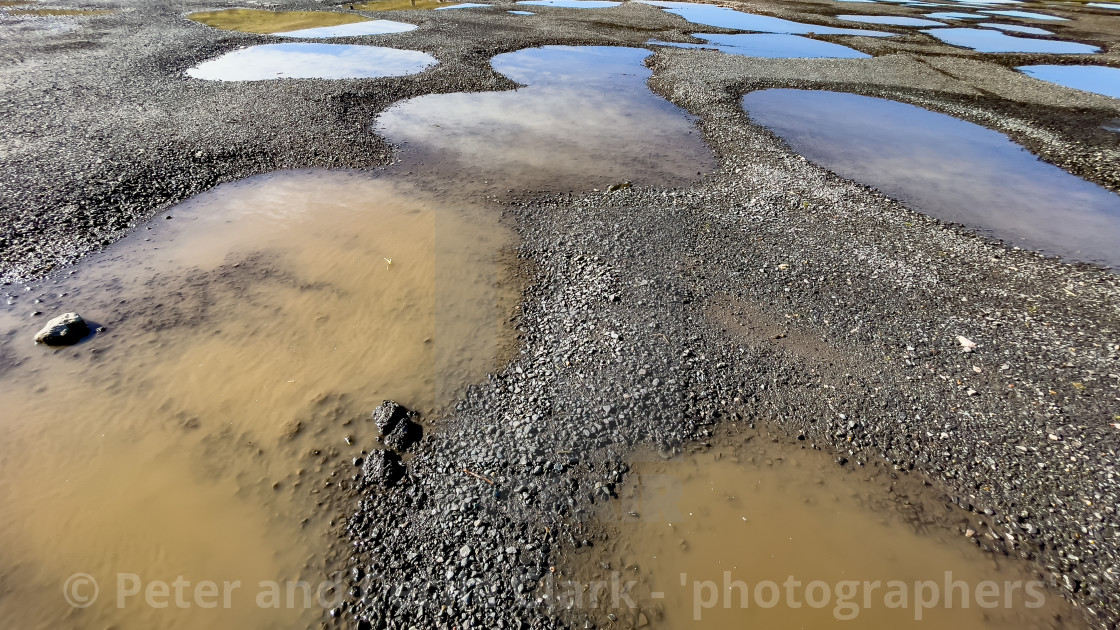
[1017, 64, 1120, 99]
[560, 433, 1078, 629]
[433, 3, 490, 8]
[186, 43, 437, 81]
[979, 21, 1053, 34]
[271, 20, 417, 38]
[743, 88, 1120, 267]
[1087, 2, 1120, 8]
[517, 0, 621, 7]
[838, 14, 946, 25]
[509, 9, 536, 14]
[187, 9, 372, 35]
[376, 45, 715, 191]
[923, 27, 1099, 52]
[352, 0, 459, 9]
[0, 171, 516, 629]
[650, 33, 871, 58]
[637, 1, 895, 37]
[925, 11, 985, 18]
[980, 8, 1068, 19]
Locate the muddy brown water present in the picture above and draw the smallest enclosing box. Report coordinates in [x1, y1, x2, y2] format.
[0, 171, 516, 628]
[186, 9, 371, 34]
[560, 430, 1080, 629]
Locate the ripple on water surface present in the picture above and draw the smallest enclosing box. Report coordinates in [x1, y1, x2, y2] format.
[649, 33, 871, 58]
[743, 89, 1120, 267]
[186, 43, 438, 81]
[375, 46, 716, 191]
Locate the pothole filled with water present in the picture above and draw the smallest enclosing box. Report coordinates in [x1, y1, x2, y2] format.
[376, 45, 716, 192]
[838, 14, 946, 25]
[637, 0, 895, 37]
[923, 27, 1099, 52]
[0, 171, 518, 629]
[1017, 64, 1120, 100]
[352, 0, 464, 10]
[560, 430, 1078, 629]
[925, 11, 986, 20]
[186, 43, 438, 81]
[649, 33, 871, 58]
[743, 88, 1120, 267]
[979, 21, 1054, 35]
[980, 9, 1068, 20]
[186, 9, 413, 36]
[516, 0, 621, 7]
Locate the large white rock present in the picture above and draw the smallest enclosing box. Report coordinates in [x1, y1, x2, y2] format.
[34, 312, 90, 346]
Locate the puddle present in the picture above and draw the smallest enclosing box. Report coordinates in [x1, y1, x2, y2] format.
[561, 432, 1078, 629]
[742, 88, 1120, 267]
[187, 9, 372, 35]
[649, 33, 871, 58]
[352, 0, 458, 9]
[980, 8, 1068, 19]
[1017, 64, 1120, 99]
[838, 14, 946, 25]
[0, 171, 517, 629]
[978, 21, 1053, 34]
[1104, 119, 1120, 133]
[271, 20, 417, 38]
[375, 45, 715, 191]
[518, 0, 620, 6]
[925, 11, 985, 18]
[186, 43, 438, 81]
[922, 27, 1100, 52]
[509, 9, 536, 13]
[433, 3, 490, 8]
[636, 1, 895, 37]
[1087, 2, 1120, 8]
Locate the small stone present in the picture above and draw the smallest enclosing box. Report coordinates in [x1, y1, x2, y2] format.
[957, 335, 977, 352]
[459, 545, 472, 558]
[34, 312, 90, 346]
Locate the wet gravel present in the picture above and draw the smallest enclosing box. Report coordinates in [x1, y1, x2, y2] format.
[3, 0, 1120, 629]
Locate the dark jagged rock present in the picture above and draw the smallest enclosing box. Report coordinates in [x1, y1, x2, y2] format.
[373, 400, 422, 451]
[361, 450, 403, 488]
[372, 400, 410, 433]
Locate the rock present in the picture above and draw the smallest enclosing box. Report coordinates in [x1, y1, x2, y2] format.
[34, 312, 90, 346]
[362, 450, 404, 488]
[956, 335, 977, 352]
[373, 400, 422, 451]
[372, 400, 410, 432]
[383, 416, 422, 452]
